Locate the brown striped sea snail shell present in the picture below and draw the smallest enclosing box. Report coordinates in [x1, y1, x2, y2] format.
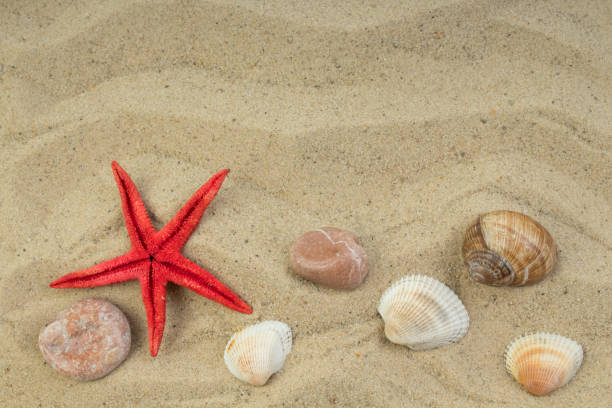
[505, 333, 583, 396]
[462, 210, 557, 286]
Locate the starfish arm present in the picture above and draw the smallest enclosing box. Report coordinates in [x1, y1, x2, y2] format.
[155, 169, 229, 252]
[141, 261, 169, 357]
[156, 251, 252, 314]
[50, 251, 149, 288]
[111, 161, 157, 252]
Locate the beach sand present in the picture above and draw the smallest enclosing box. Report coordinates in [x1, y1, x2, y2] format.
[1, 1, 610, 406]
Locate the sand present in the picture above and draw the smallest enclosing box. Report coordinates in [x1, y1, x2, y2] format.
[1, 1, 610, 406]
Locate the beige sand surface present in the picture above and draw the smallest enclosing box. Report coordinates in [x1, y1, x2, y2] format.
[1, 1, 610, 406]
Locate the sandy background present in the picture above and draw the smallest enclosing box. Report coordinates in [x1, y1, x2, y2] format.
[1, 0, 611, 406]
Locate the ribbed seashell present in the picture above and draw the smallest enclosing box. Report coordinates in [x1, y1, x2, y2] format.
[224, 321, 292, 386]
[377, 275, 469, 350]
[462, 210, 557, 286]
[505, 333, 583, 396]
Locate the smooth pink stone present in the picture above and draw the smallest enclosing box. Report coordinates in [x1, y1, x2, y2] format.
[290, 227, 368, 290]
[39, 298, 131, 381]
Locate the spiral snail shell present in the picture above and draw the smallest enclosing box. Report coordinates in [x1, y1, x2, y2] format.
[462, 210, 557, 286]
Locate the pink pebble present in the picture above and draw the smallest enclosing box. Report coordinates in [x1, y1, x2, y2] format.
[290, 227, 368, 290]
[39, 298, 131, 381]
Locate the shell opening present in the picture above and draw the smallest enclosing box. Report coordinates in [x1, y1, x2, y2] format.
[466, 249, 515, 286]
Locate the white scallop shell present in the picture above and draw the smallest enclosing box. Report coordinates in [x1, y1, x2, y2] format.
[377, 275, 469, 350]
[504, 332, 583, 396]
[224, 321, 292, 386]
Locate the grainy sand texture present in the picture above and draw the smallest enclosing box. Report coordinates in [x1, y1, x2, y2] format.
[1, 1, 611, 407]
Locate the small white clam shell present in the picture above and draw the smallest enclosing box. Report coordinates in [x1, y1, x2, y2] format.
[378, 275, 469, 350]
[224, 321, 292, 386]
[504, 333, 583, 396]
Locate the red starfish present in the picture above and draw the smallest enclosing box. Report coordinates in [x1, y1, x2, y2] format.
[51, 162, 252, 356]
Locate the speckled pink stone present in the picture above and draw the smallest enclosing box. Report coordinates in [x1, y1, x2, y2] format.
[39, 298, 131, 381]
[290, 227, 368, 290]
